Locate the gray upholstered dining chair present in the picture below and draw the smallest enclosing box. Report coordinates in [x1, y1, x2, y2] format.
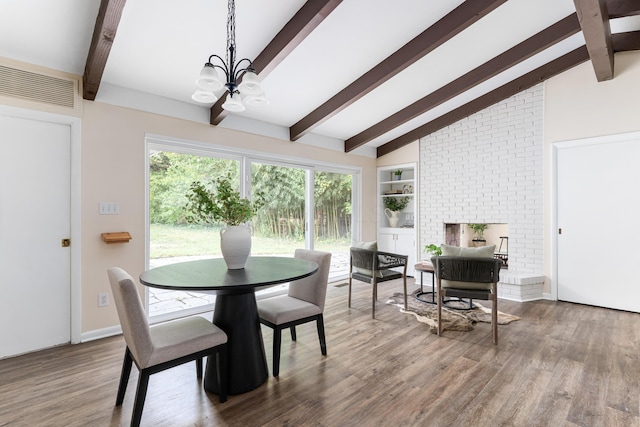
[430, 256, 503, 344]
[349, 246, 408, 318]
[107, 267, 228, 427]
[256, 249, 332, 377]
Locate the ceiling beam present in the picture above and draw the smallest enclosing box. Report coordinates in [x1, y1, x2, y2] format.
[289, 0, 507, 141]
[606, 0, 640, 18]
[574, 0, 614, 81]
[83, 0, 127, 100]
[612, 30, 640, 51]
[377, 46, 590, 157]
[209, 0, 342, 125]
[345, 14, 581, 152]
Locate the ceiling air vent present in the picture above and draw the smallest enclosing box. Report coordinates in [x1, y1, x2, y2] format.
[0, 65, 75, 108]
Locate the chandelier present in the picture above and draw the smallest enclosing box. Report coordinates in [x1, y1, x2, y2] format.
[192, 0, 268, 112]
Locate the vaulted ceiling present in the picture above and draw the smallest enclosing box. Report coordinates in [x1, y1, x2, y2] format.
[2, 0, 640, 157]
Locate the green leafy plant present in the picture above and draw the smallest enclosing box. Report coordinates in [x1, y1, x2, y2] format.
[394, 169, 403, 176]
[424, 244, 442, 256]
[184, 174, 265, 226]
[383, 196, 410, 212]
[469, 223, 489, 240]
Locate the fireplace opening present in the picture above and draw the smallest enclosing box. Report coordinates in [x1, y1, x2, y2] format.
[445, 223, 508, 268]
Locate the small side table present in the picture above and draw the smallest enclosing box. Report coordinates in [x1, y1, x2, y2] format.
[414, 262, 473, 309]
[414, 262, 436, 304]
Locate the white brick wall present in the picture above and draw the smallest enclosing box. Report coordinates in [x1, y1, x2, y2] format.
[419, 84, 544, 276]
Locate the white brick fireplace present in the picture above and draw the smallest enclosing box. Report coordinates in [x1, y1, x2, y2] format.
[419, 85, 545, 301]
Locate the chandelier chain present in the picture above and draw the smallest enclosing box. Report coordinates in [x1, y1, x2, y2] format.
[226, 0, 236, 66]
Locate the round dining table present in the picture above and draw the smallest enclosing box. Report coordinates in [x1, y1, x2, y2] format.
[139, 256, 318, 395]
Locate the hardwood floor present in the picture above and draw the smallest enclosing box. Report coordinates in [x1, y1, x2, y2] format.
[1, 278, 639, 427]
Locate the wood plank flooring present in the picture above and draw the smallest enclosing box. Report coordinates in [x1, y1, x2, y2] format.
[1, 278, 639, 426]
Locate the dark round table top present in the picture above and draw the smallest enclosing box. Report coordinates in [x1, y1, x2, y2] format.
[140, 256, 318, 294]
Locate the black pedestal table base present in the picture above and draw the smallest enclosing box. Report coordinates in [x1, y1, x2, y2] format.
[205, 292, 268, 395]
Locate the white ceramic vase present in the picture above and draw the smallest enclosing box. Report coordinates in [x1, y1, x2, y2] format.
[384, 208, 400, 228]
[220, 224, 251, 269]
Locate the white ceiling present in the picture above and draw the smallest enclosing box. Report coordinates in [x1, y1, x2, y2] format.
[1, 0, 639, 157]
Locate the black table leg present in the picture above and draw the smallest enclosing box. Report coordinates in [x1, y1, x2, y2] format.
[415, 270, 437, 304]
[205, 292, 268, 395]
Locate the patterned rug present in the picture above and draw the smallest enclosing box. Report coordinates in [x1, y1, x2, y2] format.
[386, 289, 520, 334]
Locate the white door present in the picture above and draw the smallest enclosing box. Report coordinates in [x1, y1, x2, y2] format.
[557, 136, 640, 312]
[0, 115, 71, 358]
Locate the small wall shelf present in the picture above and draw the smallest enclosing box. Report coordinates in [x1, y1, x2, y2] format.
[101, 232, 132, 244]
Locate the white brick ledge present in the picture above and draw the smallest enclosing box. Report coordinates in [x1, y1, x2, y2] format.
[498, 271, 545, 302]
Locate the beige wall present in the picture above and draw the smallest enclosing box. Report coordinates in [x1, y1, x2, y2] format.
[80, 101, 376, 333]
[543, 50, 640, 293]
[376, 141, 419, 167]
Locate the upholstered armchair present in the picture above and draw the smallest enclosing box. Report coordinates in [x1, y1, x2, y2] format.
[349, 246, 408, 318]
[431, 255, 503, 344]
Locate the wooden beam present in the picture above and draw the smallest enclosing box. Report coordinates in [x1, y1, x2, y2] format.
[83, 0, 127, 100]
[574, 0, 614, 81]
[209, 0, 342, 125]
[289, 0, 507, 141]
[612, 30, 640, 51]
[376, 46, 590, 157]
[345, 14, 581, 152]
[606, 0, 640, 18]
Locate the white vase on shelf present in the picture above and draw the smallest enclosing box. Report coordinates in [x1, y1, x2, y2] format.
[384, 208, 400, 228]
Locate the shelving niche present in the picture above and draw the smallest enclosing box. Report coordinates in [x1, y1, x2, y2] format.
[377, 163, 418, 277]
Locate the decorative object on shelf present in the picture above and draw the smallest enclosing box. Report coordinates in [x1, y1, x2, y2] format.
[384, 208, 400, 228]
[424, 243, 442, 256]
[192, 0, 268, 111]
[402, 184, 413, 194]
[469, 223, 489, 246]
[383, 196, 410, 227]
[393, 169, 403, 181]
[184, 173, 265, 269]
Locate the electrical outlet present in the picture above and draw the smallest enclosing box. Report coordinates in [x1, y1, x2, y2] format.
[98, 293, 109, 307]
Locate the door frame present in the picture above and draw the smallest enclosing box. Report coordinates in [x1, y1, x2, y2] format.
[551, 130, 640, 302]
[0, 104, 82, 344]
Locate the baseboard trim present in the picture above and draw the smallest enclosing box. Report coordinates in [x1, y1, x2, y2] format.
[81, 325, 122, 343]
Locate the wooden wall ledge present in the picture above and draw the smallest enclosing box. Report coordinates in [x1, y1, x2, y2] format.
[101, 232, 132, 244]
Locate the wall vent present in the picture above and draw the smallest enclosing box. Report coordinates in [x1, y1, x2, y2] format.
[0, 65, 76, 108]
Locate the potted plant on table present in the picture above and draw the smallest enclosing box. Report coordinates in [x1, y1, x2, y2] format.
[469, 223, 489, 247]
[184, 174, 265, 269]
[383, 196, 410, 228]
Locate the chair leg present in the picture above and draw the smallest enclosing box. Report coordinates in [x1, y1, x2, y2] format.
[131, 369, 150, 427]
[372, 279, 377, 319]
[273, 327, 282, 377]
[196, 358, 203, 379]
[492, 286, 498, 345]
[116, 348, 133, 406]
[217, 346, 228, 403]
[348, 276, 352, 307]
[403, 275, 408, 311]
[290, 325, 297, 341]
[437, 281, 442, 336]
[316, 315, 327, 355]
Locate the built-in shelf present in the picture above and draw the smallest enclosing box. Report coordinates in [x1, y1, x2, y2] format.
[377, 163, 418, 276]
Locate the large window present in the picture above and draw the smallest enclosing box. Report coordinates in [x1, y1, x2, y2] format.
[146, 138, 357, 319]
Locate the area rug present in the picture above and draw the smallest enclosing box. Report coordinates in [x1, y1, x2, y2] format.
[386, 290, 520, 334]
